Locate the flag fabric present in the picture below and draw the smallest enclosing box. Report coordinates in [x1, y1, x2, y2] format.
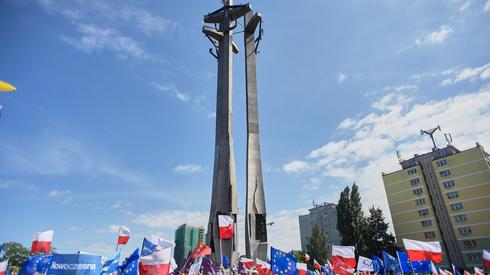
[439, 268, 453, 275]
[271, 247, 297, 275]
[190, 242, 212, 259]
[101, 249, 121, 275]
[463, 270, 471, 275]
[139, 246, 172, 275]
[0, 259, 8, 275]
[222, 255, 231, 268]
[239, 258, 255, 274]
[142, 238, 159, 257]
[411, 260, 431, 273]
[313, 259, 322, 270]
[19, 255, 52, 275]
[170, 258, 178, 273]
[305, 254, 311, 262]
[0, 81, 16, 92]
[325, 259, 333, 271]
[256, 258, 271, 275]
[484, 250, 490, 268]
[188, 258, 203, 275]
[323, 260, 333, 275]
[382, 251, 400, 273]
[117, 226, 130, 245]
[430, 261, 438, 275]
[357, 256, 374, 272]
[396, 251, 413, 273]
[402, 238, 443, 263]
[332, 245, 356, 275]
[31, 230, 54, 254]
[306, 269, 314, 275]
[452, 264, 462, 275]
[474, 266, 484, 275]
[201, 257, 220, 275]
[372, 256, 384, 274]
[118, 248, 139, 275]
[218, 215, 234, 239]
[296, 263, 307, 275]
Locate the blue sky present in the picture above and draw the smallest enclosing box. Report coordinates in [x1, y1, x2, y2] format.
[1, 0, 490, 257]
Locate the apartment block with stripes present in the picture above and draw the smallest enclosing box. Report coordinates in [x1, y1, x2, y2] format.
[382, 142, 490, 268]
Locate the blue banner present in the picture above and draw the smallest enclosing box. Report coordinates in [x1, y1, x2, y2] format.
[47, 253, 101, 275]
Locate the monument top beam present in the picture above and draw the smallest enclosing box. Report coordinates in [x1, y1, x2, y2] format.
[204, 4, 251, 24]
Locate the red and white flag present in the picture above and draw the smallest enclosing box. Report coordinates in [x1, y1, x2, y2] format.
[430, 261, 438, 275]
[332, 245, 356, 275]
[0, 259, 8, 275]
[325, 259, 333, 271]
[305, 253, 311, 262]
[31, 230, 54, 253]
[218, 215, 234, 239]
[256, 258, 271, 275]
[402, 238, 442, 263]
[296, 263, 307, 275]
[439, 268, 453, 275]
[150, 234, 175, 250]
[313, 259, 322, 270]
[240, 258, 255, 269]
[117, 226, 130, 245]
[139, 246, 172, 275]
[484, 250, 490, 268]
[474, 266, 484, 275]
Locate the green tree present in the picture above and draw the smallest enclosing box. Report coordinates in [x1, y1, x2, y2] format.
[336, 186, 352, 245]
[350, 183, 368, 255]
[365, 207, 397, 256]
[0, 242, 30, 268]
[306, 224, 328, 266]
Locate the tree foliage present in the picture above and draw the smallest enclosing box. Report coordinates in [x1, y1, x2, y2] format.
[306, 224, 328, 266]
[349, 183, 367, 255]
[0, 242, 30, 268]
[365, 207, 397, 256]
[337, 186, 352, 246]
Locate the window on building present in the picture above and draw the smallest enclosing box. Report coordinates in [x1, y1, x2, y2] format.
[418, 209, 429, 216]
[463, 240, 477, 248]
[467, 253, 482, 261]
[454, 214, 467, 223]
[424, 231, 435, 239]
[450, 203, 463, 211]
[436, 159, 448, 166]
[437, 150, 449, 158]
[439, 170, 451, 177]
[447, 191, 459, 199]
[443, 180, 455, 188]
[458, 226, 472, 235]
[407, 168, 417, 175]
[415, 198, 426, 206]
[421, 220, 432, 227]
[412, 188, 423, 195]
[410, 178, 420, 186]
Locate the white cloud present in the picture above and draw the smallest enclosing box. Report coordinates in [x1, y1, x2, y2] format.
[61, 24, 150, 60]
[68, 226, 82, 232]
[459, 0, 470, 11]
[441, 63, 490, 86]
[173, 164, 203, 174]
[283, 87, 490, 227]
[133, 210, 208, 228]
[152, 82, 191, 102]
[267, 209, 308, 251]
[96, 224, 124, 234]
[48, 189, 73, 204]
[415, 25, 453, 46]
[485, 0, 490, 12]
[283, 160, 310, 173]
[338, 73, 347, 83]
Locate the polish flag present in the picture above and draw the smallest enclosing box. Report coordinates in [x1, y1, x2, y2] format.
[305, 253, 311, 262]
[218, 215, 234, 239]
[484, 250, 490, 268]
[325, 259, 333, 271]
[0, 259, 8, 275]
[474, 267, 484, 275]
[240, 258, 255, 269]
[332, 245, 356, 275]
[31, 230, 54, 253]
[139, 246, 172, 275]
[313, 259, 322, 270]
[117, 226, 130, 245]
[402, 238, 443, 263]
[430, 261, 438, 275]
[256, 258, 271, 275]
[297, 263, 307, 275]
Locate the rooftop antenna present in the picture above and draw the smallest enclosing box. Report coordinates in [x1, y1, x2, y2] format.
[444, 133, 453, 146]
[396, 150, 402, 162]
[420, 125, 441, 150]
[312, 194, 316, 207]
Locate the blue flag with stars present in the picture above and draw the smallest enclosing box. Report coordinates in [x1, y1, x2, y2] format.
[396, 252, 413, 273]
[101, 249, 120, 275]
[141, 238, 159, 256]
[271, 247, 297, 275]
[19, 255, 53, 275]
[118, 248, 139, 275]
[372, 255, 384, 274]
[382, 251, 400, 274]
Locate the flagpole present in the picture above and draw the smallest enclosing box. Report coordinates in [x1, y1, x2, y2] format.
[219, 238, 223, 270]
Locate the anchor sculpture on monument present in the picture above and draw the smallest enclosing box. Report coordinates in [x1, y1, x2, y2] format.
[202, 0, 268, 264]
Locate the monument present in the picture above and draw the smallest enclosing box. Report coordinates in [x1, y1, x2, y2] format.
[203, 0, 267, 263]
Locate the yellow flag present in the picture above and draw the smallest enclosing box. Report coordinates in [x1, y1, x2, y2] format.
[0, 81, 16, 92]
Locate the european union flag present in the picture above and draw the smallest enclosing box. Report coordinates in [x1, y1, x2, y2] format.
[118, 248, 139, 275]
[372, 255, 384, 274]
[141, 238, 159, 256]
[222, 255, 231, 268]
[19, 255, 52, 275]
[396, 252, 413, 273]
[101, 249, 120, 275]
[306, 269, 315, 275]
[271, 247, 297, 275]
[411, 260, 431, 273]
[382, 251, 400, 274]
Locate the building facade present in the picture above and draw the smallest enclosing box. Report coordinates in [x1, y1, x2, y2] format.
[382, 143, 490, 268]
[299, 202, 341, 253]
[174, 224, 205, 266]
